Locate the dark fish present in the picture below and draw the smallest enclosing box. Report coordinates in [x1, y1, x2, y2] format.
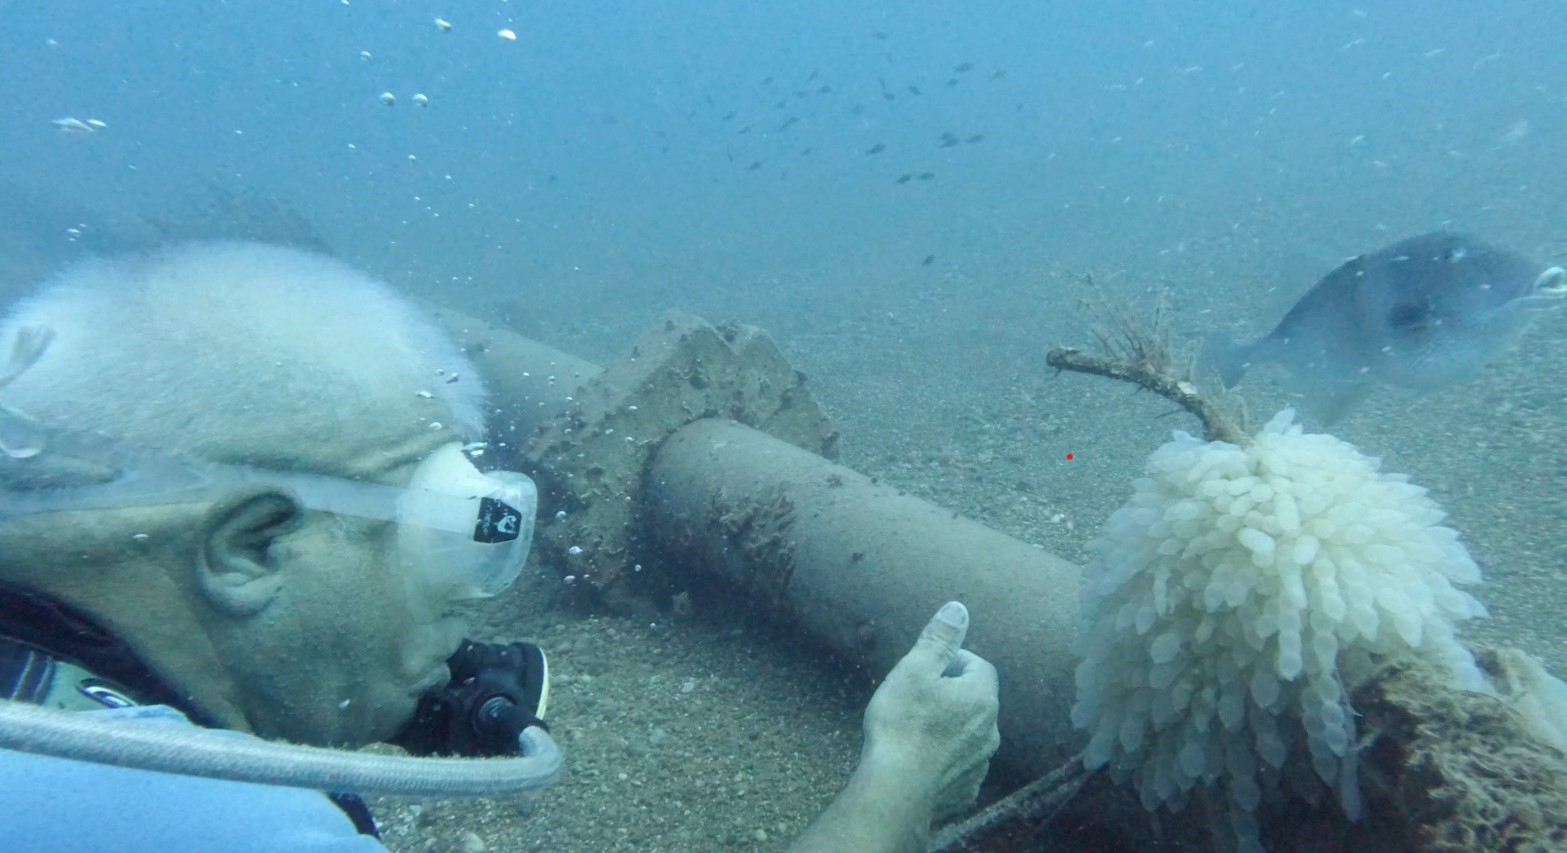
[1203, 231, 1567, 422]
[921, 254, 936, 266]
[989, 70, 1008, 81]
[965, 133, 986, 144]
[895, 174, 912, 184]
[851, 103, 866, 116]
[871, 31, 888, 41]
[940, 137, 960, 148]
[916, 172, 935, 180]
[955, 62, 974, 73]
[816, 85, 833, 95]
[778, 116, 799, 131]
[722, 111, 737, 121]
[907, 85, 922, 96]
[865, 143, 886, 155]
[747, 161, 763, 171]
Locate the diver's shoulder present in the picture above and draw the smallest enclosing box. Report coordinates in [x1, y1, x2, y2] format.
[0, 718, 386, 852]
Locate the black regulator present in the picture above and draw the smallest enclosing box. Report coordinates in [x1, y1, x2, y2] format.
[392, 639, 550, 758]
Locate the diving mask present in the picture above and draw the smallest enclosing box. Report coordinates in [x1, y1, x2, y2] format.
[0, 428, 538, 612]
[394, 442, 537, 607]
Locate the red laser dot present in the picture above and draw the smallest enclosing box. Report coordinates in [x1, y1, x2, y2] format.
[1066, 453, 1074, 460]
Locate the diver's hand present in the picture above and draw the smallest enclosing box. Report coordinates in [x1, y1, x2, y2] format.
[787, 602, 1000, 853]
[861, 600, 1001, 820]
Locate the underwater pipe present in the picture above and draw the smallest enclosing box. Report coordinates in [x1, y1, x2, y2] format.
[0, 700, 564, 797]
[644, 418, 1083, 778]
[430, 309, 1088, 779]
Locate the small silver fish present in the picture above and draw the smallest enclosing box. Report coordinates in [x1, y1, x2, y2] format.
[1204, 231, 1567, 422]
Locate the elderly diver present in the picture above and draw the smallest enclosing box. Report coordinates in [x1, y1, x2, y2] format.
[0, 241, 999, 852]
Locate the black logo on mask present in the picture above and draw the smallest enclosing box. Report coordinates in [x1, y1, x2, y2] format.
[474, 497, 523, 544]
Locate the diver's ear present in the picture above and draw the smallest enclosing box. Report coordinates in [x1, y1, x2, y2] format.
[198, 486, 305, 617]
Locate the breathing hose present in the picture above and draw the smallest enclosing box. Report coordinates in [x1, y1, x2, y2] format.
[0, 699, 563, 797]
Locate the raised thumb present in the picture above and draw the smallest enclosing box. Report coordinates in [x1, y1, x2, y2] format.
[908, 601, 969, 671]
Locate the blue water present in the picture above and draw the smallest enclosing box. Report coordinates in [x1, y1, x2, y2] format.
[7, 1, 1566, 328]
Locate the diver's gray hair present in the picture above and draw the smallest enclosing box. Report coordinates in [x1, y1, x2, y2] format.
[0, 241, 485, 474]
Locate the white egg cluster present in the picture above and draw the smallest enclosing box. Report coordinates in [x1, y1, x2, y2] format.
[1070, 410, 1487, 851]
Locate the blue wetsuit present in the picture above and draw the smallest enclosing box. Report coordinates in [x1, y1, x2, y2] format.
[0, 586, 388, 852]
[0, 705, 388, 853]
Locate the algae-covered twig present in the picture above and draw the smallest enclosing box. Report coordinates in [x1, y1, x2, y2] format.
[927, 752, 1091, 852]
[1046, 279, 1245, 445]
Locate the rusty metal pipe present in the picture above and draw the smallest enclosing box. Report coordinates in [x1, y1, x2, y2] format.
[431, 308, 1085, 776]
[644, 417, 1082, 778]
